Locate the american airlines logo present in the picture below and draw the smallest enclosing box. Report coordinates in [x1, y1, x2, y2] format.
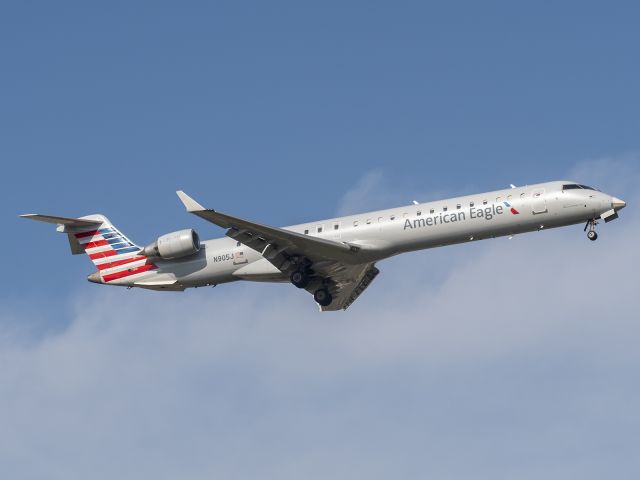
[403, 202, 517, 231]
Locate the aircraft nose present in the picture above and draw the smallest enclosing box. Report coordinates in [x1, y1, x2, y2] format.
[611, 197, 626, 211]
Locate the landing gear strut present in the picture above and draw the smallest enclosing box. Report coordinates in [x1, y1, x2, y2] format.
[314, 288, 333, 307]
[584, 219, 598, 241]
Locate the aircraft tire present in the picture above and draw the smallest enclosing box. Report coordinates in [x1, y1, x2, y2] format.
[314, 288, 332, 307]
[290, 270, 309, 288]
[587, 230, 598, 241]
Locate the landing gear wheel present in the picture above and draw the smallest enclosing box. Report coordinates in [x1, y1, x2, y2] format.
[584, 219, 598, 241]
[314, 288, 333, 307]
[290, 270, 309, 289]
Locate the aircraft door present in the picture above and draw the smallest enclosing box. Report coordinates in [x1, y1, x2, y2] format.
[531, 188, 547, 214]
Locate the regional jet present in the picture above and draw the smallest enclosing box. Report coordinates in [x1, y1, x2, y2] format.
[21, 181, 626, 311]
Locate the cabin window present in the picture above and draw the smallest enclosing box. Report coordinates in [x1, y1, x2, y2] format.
[390, 215, 396, 220]
[416, 211, 422, 216]
[456, 204, 461, 209]
[317, 226, 323, 233]
[483, 199, 488, 205]
[366, 218, 372, 224]
[520, 193, 526, 198]
[470, 201, 474, 207]
[443, 206, 448, 212]
[430, 208, 434, 214]
[304, 229, 309, 235]
[353, 221, 359, 227]
[334, 224, 339, 230]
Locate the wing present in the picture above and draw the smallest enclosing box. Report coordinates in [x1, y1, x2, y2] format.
[310, 262, 380, 311]
[176, 191, 379, 310]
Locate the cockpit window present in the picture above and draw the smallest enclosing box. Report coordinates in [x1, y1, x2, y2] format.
[563, 184, 596, 191]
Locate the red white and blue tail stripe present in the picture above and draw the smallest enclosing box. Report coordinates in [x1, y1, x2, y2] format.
[72, 216, 158, 284]
[20, 212, 160, 285]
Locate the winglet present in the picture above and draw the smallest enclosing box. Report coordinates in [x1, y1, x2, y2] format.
[176, 190, 206, 212]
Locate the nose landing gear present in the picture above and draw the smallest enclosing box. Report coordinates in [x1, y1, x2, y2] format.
[584, 219, 598, 241]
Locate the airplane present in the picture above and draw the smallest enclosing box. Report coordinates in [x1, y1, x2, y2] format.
[21, 180, 626, 311]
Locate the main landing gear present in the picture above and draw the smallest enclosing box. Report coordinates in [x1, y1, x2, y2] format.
[584, 219, 598, 241]
[290, 270, 310, 288]
[313, 287, 333, 307]
[289, 259, 333, 307]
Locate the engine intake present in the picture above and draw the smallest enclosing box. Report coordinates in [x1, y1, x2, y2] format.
[142, 229, 200, 260]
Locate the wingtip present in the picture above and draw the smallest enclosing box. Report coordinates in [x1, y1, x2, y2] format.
[176, 190, 206, 212]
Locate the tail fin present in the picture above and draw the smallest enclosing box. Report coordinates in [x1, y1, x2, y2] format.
[21, 213, 157, 283]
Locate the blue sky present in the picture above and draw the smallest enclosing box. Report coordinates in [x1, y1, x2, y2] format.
[1, 2, 639, 478]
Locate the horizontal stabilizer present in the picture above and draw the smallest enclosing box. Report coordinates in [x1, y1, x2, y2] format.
[20, 214, 102, 227]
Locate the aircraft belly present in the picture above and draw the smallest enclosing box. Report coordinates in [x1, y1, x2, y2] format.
[232, 258, 287, 282]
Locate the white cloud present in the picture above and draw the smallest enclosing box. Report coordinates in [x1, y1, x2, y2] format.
[1, 156, 639, 479]
[336, 168, 385, 215]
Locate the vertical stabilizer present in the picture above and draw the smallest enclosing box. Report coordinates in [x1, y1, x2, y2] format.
[21, 213, 158, 284]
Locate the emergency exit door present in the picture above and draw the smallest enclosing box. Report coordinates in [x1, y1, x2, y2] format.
[531, 188, 547, 214]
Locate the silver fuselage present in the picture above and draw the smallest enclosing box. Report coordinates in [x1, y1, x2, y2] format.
[138, 180, 620, 289]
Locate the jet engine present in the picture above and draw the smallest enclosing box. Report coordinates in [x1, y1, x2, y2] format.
[142, 229, 200, 259]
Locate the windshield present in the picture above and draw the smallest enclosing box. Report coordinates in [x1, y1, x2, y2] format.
[563, 184, 597, 191]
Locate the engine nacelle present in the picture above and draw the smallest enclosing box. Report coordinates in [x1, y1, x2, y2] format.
[142, 229, 200, 260]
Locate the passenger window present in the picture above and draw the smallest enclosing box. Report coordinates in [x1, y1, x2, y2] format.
[334, 224, 339, 230]
[317, 226, 323, 233]
[353, 221, 359, 227]
[304, 229, 309, 235]
[430, 208, 434, 214]
[443, 206, 448, 212]
[390, 215, 395, 220]
[470, 202, 474, 207]
[520, 193, 525, 198]
[416, 211, 422, 216]
[456, 204, 461, 209]
[366, 218, 372, 224]
[483, 200, 488, 205]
